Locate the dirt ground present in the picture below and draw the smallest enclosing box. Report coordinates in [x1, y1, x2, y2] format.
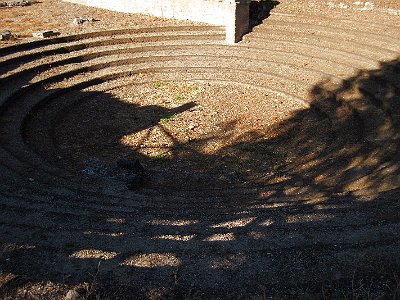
[0, 0, 199, 40]
[1, 0, 400, 299]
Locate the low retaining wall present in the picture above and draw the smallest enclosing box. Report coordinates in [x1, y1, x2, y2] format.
[63, 0, 250, 43]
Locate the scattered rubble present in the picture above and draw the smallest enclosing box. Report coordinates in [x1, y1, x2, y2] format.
[72, 16, 95, 25]
[0, 31, 12, 41]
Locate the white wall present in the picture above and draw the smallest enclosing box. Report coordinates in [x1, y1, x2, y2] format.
[63, 0, 250, 43]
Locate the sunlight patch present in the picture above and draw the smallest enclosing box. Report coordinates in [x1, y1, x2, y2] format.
[148, 219, 198, 226]
[205, 233, 235, 242]
[0, 272, 17, 286]
[152, 234, 196, 241]
[260, 218, 275, 226]
[70, 249, 119, 260]
[211, 217, 256, 229]
[286, 213, 334, 224]
[83, 230, 125, 237]
[121, 253, 181, 268]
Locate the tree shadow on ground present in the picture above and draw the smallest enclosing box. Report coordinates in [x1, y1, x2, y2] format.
[0, 56, 399, 299]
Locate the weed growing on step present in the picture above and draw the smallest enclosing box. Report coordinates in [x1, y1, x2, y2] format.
[153, 152, 171, 160]
[153, 81, 166, 89]
[160, 114, 176, 123]
[173, 95, 184, 103]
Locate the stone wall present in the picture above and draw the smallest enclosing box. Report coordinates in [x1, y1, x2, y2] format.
[63, 0, 250, 43]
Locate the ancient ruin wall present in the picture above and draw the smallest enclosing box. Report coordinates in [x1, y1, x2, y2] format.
[63, 0, 250, 43]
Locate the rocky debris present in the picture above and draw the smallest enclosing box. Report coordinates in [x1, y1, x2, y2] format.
[0, 0, 36, 7]
[0, 31, 12, 41]
[82, 157, 145, 190]
[72, 16, 95, 25]
[32, 30, 57, 38]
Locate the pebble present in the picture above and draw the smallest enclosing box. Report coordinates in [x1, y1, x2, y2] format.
[0, 31, 12, 41]
[72, 17, 94, 25]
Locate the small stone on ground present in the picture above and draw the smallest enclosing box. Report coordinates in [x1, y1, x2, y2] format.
[0, 31, 12, 40]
